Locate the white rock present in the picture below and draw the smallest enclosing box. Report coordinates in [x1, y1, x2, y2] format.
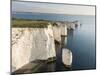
[62, 48, 72, 67]
[70, 23, 75, 30]
[53, 25, 61, 42]
[61, 23, 67, 36]
[12, 26, 56, 72]
[12, 22, 69, 72]
[66, 22, 75, 30]
[52, 22, 67, 42]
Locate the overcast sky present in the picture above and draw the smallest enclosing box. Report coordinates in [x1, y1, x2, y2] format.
[12, 1, 95, 16]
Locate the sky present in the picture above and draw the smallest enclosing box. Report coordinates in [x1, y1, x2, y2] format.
[12, 1, 95, 16]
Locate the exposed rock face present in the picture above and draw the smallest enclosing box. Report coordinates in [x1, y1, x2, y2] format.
[66, 22, 75, 30]
[53, 25, 61, 42]
[12, 25, 56, 72]
[53, 22, 67, 43]
[73, 21, 80, 27]
[12, 28, 32, 72]
[61, 23, 67, 36]
[12, 21, 76, 72]
[62, 48, 72, 67]
[66, 21, 80, 30]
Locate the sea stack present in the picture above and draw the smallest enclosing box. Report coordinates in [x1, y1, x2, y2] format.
[62, 48, 72, 67]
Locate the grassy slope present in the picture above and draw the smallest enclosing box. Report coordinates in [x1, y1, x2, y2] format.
[12, 17, 59, 28]
[12, 19, 50, 28]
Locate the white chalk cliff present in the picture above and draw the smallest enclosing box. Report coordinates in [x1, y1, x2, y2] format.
[53, 22, 67, 43]
[12, 24, 56, 72]
[12, 21, 77, 72]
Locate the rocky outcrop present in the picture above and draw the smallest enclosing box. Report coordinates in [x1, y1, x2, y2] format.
[12, 21, 77, 72]
[62, 48, 72, 67]
[66, 21, 80, 30]
[66, 22, 75, 30]
[52, 22, 67, 43]
[73, 20, 80, 27]
[12, 25, 56, 72]
[53, 25, 61, 42]
[52, 22, 73, 67]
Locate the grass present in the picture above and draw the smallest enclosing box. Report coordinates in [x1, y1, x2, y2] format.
[12, 19, 50, 28]
[12, 18, 59, 28]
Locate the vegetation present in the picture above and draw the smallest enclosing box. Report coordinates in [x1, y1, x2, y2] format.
[12, 18, 50, 28]
[12, 18, 59, 28]
[52, 22, 58, 26]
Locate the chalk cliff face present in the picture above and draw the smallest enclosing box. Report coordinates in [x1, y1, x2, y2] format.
[53, 25, 61, 42]
[66, 21, 80, 30]
[66, 22, 75, 30]
[12, 25, 56, 72]
[12, 21, 75, 72]
[53, 22, 67, 43]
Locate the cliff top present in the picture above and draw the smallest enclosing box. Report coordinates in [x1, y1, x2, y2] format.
[12, 18, 68, 28]
[12, 19, 50, 28]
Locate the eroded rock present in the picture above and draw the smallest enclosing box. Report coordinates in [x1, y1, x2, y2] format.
[62, 48, 72, 67]
[12, 25, 56, 72]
